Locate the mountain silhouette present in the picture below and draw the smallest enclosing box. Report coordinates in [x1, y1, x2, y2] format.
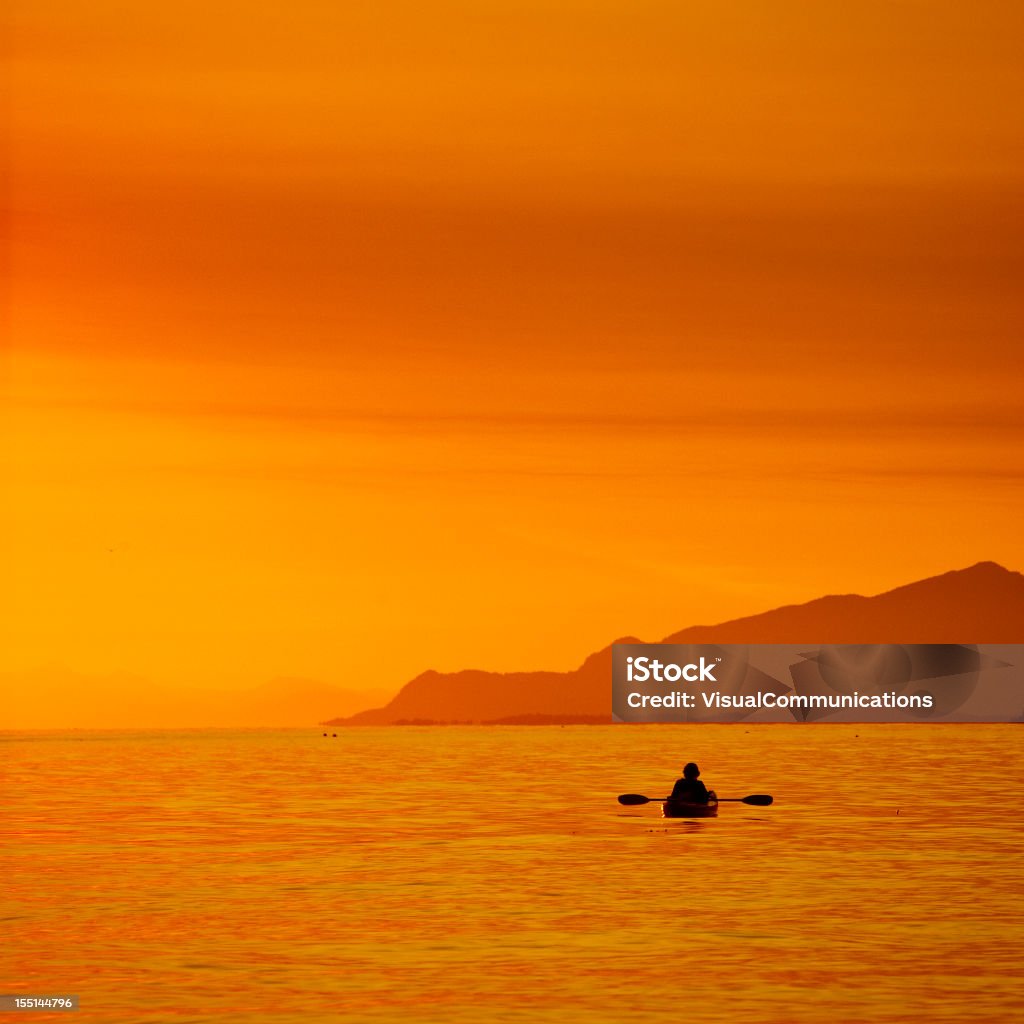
[662, 561, 1024, 644]
[325, 562, 1024, 725]
[326, 644, 639, 726]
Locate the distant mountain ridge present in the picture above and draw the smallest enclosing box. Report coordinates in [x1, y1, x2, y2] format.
[662, 561, 1023, 643]
[324, 562, 1024, 725]
[4, 670, 378, 730]
[324, 645, 637, 726]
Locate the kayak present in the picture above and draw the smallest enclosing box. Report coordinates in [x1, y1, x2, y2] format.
[663, 790, 719, 818]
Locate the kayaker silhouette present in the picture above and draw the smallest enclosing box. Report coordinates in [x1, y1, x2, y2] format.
[669, 762, 710, 805]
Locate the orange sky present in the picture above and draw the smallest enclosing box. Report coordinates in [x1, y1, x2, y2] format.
[4, 2, 1023, 725]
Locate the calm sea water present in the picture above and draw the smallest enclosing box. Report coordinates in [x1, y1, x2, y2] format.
[2, 725, 1020, 1023]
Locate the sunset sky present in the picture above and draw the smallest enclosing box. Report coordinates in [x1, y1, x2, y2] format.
[4, 1, 1023, 725]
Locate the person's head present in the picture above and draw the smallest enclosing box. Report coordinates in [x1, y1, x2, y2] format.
[683, 762, 700, 779]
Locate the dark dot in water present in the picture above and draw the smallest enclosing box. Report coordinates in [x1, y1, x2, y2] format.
[332, 734, 337, 738]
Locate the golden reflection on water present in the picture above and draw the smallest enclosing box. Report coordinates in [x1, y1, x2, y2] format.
[2, 725, 1021, 1023]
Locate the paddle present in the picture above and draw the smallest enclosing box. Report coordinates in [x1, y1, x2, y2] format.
[618, 793, 773, 806]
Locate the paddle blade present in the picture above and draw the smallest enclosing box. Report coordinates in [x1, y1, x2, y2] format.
[741, 794, 774, 806]
[617, 793, 652, 805]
